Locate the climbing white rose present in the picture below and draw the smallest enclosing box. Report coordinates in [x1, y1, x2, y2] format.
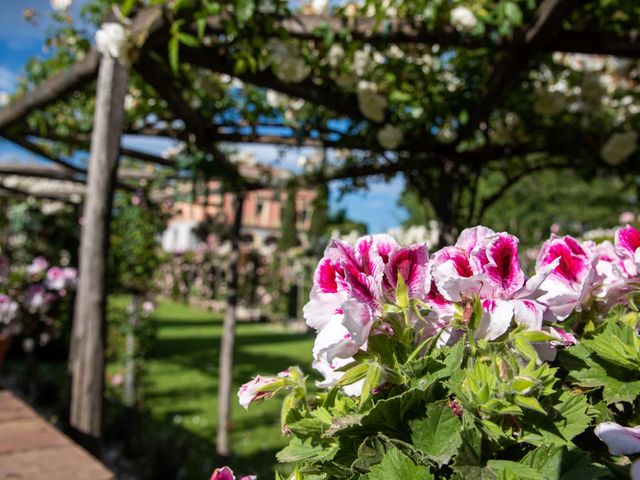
[450, 6, 477, 32]
[274, 57, 310, 83]
[377, 125, 403, 150]
[357, 82, 387, 123]
[95, 23, 129, 62]
[533, 91, 566, 116]
[327, 44, 345, 68]
[436, 123, 458, 144]
[267, 40, 310, 83]
[600, 131, 638, 165]
[51, 0, 72, 11]
[309, 0, 329, 14]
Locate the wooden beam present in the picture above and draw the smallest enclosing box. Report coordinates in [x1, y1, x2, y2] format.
[2, 134, 86, 174]
[216, 191, 245, 458]
[69, 52, 130, 450]
[180, 46, 364, 120]
[206, 14, 640, 58]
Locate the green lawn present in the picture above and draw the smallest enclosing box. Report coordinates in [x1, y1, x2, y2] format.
[112, 297, 314, 479]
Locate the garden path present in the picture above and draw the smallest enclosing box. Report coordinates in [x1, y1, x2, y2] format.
[0, 390, 114, 480]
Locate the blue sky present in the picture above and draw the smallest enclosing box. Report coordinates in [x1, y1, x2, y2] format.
[0, 0, 407, 233]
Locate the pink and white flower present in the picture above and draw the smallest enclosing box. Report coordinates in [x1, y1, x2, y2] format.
[615, 224, 640, 278]
[0, 295, 18, 325]
[595, 422, 640, 480]
[24, 284, 56, 314]
[238, 371, 289, 409]
[536, 235, 596, 320]
[210, 466, 256, 480]
[431, 228, 552, 340]
[27, 257, 49, 277]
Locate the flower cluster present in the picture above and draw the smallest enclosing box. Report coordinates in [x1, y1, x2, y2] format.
[298, 225, 640, 394]
[0, 255, 77, 349]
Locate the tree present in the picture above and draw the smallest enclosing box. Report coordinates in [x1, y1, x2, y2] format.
[278, 184, 300, 250]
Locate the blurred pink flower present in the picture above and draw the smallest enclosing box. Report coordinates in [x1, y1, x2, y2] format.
[619, 211, 635, 224]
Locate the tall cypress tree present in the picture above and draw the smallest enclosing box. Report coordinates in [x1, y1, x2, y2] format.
[279, 184, 300, 250]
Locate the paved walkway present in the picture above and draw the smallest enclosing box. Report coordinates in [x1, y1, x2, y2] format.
[0, 390, 114, 480]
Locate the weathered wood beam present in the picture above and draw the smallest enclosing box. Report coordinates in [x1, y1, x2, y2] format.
[206, 14, 640, 58]
[180, 46, 364, 120]
[216, 191, 245, 458]
[2, 134, 86, 174]
[19, 129, 177, 167]
[69, 52, 129, 450]
[0, 184, 78, 205]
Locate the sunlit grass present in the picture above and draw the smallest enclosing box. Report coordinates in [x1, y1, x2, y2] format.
[111, 296, 314, 478]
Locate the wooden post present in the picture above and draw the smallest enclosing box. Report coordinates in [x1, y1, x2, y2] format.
[69, 52, 129, 450]
[216, 191, 245, 458]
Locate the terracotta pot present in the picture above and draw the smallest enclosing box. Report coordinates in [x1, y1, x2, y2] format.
[0, 334, 10, 370]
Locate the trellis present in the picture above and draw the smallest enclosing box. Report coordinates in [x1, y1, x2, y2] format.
[0, 0, 637, 459]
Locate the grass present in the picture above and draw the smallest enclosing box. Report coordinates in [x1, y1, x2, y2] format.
[109, 296, 314, 479]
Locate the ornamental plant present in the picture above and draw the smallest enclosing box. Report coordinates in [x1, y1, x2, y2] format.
[237, 224, 640, 479]
[0, 255, 77, 348]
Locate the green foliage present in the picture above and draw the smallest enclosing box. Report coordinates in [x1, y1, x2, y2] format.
[279, 185, 301, 251]
[109, 193, 166, 294]
[250, 299, 640, 479]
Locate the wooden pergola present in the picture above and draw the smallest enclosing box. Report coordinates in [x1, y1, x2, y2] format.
[0, 0, 637, 459]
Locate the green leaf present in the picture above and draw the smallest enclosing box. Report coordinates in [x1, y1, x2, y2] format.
[352, 435, 389, 472]
[513, 395, 545, 414]
[486, 460, 542, 480]
[336, 362, 369, 387]
[453, 413, 483, 468]
[276, 438, 337, 463]
[522, 444, 609, 480]
[410, 400, 462, 466]
[177, 32, 199, 48]
[503, 2, 523, 25]
[365, 447, 433, 480]
[523, 392, 594, 446]
[582, 332, 639, 370]
[168, 35, 179, 73]
[360, 362, 383, 406]
[196, 17, 207, 39]
[235, 0, 255, 24]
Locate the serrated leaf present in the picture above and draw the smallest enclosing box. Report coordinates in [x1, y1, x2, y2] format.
[276, 438, 337, 463]
[486, 460, 542, 480]
[410, 400, 462, 466]
[522, 444, 608, 480]
[514, 395, 545, 414]
[364, 447, 433, 480]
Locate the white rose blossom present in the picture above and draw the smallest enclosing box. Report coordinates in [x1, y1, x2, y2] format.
[533, 91, 566, 116]
[95, 23, 130, 64]
[600, 131, 638, 165]
[377, 124, 403, 150]
[51, 0, 72, 12]
[450, 6, 477, 32]
[357, 82, 387, 123]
